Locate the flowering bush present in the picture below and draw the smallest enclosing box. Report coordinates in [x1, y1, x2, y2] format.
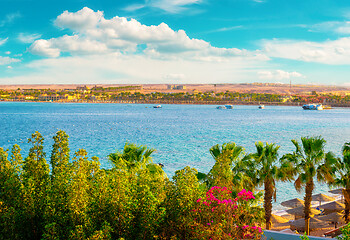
[192, 186, 264, 239]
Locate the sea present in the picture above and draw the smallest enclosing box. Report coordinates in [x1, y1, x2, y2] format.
[1, 102, 350, 209]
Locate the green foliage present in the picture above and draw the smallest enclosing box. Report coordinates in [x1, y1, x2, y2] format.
[192, 186, 264, 239]
[207, 142, 251, 191]
[300, 232, 309, 240]
[337, 223, 350, 240]
[161, 166, 204, 239]
[282, 136, 336, 235]
[108, 142, 155, 171]
[331, 142, 350, 223]
[0, 131, 347, 239]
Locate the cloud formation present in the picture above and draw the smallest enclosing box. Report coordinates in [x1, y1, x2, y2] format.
[0, 53, 261, 84]
[0, 12, 21, 27]
[18, 33, 42, 43]
[0, 56, 21, 65]
[262, 37, 350, 65]
[0, 38, 8, 46]
[29, 7, 263, 62]
[124, 0, 202, 14]
[310, 21, 350, 35]
[258, 70, 303, 81]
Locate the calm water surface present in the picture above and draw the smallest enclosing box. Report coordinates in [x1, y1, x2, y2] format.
[1, 102, 349, 208]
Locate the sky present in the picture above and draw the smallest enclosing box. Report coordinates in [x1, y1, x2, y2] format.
[1, 0, 350, 85]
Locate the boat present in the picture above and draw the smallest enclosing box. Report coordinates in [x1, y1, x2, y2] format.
[225, 105, 234, 109]
[216, 106, 227, 109]
[258, 105, 265, 109]
[153, 105, 162, 108]
[302, 104, 323, 110]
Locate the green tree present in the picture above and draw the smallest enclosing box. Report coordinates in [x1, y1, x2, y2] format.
[162, 166, 204, 239]
[282, 136, 336, 235]
[0, 147, 17, 240]
[0, 145, 24, 240]
[50, 130, 70, 178]
[207, 142, 254, 191]
[68, 149, 100, 237]
[22, 132, 50, 240]
[108, 142, 155, 172]
[331, 142, 350, 223]
[44, 130, 72, 239]
[250, 142, 291, 230]
[108, 143, 166, 239]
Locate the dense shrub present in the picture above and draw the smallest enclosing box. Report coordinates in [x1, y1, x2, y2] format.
[192, 186, 264, 239]
[0, 130, 300, 239]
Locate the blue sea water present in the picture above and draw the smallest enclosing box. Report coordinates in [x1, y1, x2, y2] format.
[1, 102, 350, 208]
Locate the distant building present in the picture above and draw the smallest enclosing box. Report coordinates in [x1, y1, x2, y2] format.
[76, 85, 90, 91]
[167, 85, 186, 90]
[76, 85, 91, 94]
[38, 94, 68, 101]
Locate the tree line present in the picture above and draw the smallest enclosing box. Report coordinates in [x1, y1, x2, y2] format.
[0, 131, 349, 239]
[3, 88, 350, 106]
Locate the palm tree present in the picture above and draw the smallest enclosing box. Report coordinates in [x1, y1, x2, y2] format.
[108, 142, 167, 182]
[251, 142, 292, 230]
[108, 142, 155, 171]
[331, 142, 350, 223]
[205, 142, 255, 191]
[282, 136, 336, 235]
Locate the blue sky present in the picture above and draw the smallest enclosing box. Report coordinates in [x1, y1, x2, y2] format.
[1, 0, 350, 85]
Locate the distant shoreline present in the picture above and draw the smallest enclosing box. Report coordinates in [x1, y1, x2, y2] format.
[2, 99, 350, 108]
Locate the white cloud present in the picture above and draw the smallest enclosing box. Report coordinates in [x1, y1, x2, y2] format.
[0, 56, 21, 65]
[163, 73, 186, 81]
[0, 12, 21, 27]
[0, 53, 262, 84]
[0, 38, 8, 46]
[208, 26, 243, 33]
[149, 0, 202, 13]
[258, 70, 303, 81]
[5, 51, 11, 55]
[18, 7, 276, 85]
[262, 37, 350, 65]
[29, 39, 61, 57]
[18, 33, 42, 43]
[7, 66, 12, 69]
[124, 0, 202, 14]
[310, 21, 350, 35]
[123, 4, 146, 12]
[55, 7, 103, 30]
[30, 7, 264, 62]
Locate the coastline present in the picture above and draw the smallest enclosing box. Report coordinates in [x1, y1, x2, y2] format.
[2, 99, 350, 108]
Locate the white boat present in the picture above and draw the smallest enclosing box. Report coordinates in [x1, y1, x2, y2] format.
[302, 104, 323, 110]
[153, 105, 162, 108]
[258, 105, 265, 109]
[216, 106, 227, 109]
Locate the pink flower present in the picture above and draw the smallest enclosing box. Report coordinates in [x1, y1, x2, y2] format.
[238, 189, 255, 201]
[242, 225, 249, 230]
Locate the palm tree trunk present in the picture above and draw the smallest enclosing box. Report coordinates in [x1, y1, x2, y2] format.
[264, 179, 273, 230]
[304, 179, 314, 235]
[343, 188, 350, 223]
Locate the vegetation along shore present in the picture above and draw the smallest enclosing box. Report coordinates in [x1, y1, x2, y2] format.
[1, 130, 350, 239]
[1, 83, 350, 107]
